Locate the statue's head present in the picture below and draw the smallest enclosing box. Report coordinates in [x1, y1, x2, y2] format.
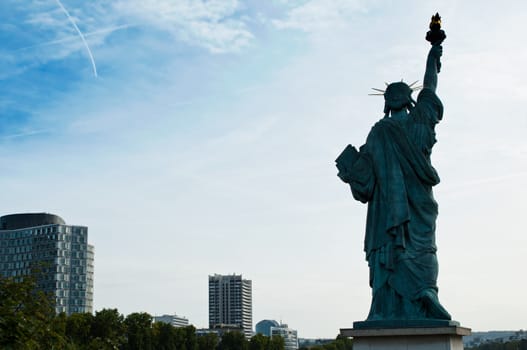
[383, 82, 416, 114]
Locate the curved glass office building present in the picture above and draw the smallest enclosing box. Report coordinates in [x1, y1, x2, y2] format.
[0, 213, 94, 315]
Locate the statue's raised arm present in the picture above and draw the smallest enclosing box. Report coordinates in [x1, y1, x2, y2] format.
[423, 45, 442, 92]
[424, 13, 446, 92]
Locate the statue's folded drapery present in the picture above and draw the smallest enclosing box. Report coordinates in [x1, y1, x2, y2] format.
[346, 88, 451, 320]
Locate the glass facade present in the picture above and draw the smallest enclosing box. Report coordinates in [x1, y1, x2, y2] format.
[256, 319, 280, 336]
[0, 215, 94, 315]
[271, 325, 299, 350]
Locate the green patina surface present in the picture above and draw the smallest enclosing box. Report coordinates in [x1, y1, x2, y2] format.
[336, 16, 452, 325]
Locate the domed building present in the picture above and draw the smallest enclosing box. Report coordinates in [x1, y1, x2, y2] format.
[255, 319, 298, 350]
[255, 319, 280, 336]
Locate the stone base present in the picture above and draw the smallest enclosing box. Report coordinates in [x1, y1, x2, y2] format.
[340, 325, 471, 350]
[353, 319, 460, 329]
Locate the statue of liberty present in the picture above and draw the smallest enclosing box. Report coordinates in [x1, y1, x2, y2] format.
[336, 14, 452, 322]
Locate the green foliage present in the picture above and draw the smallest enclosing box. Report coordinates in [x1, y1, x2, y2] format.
[268, 336, 285, 350]
[90, 308, 126, 349]
[123, 312, 154, 350]
[0, 276, 210, 349]
[218, 331, 247, 350]
[248, 334, 285, 350]
[182, 325, 199, 350]
[299, 335, 352, 350]
[65, 312, 94, 347]
[0, 274, 65, 349]
[249, 333, 269, 350]
[0, 276, 403, 350]
[153, 322, 178, 350]
[198, 332, 219, 350]
[333, 334, 353, 350]
[467, 339, 527, 350]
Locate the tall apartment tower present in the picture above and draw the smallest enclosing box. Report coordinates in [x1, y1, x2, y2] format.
[209, 274, 253, 338]
[0, 213, 94, 315]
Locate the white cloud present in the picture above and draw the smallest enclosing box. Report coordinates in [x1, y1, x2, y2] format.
[273, 0, 367, 32]
[3, 0, 254, 80]
[114, 0, 254, 53]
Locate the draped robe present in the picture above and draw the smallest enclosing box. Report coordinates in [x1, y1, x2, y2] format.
[346, 88, 447, 320]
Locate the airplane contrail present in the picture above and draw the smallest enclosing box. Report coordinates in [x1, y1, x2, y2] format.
[54, 0, 98, 77]
[16, 24, 132, 52]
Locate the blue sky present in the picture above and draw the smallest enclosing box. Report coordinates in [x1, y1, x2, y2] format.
[1, 0, 527, 338]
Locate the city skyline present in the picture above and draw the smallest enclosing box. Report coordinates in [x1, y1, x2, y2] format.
[1, 0, 526, 338]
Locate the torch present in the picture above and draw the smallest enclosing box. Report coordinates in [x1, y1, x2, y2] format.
[426, 13, 446, 72]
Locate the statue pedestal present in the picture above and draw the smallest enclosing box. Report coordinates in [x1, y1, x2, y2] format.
[340, 324, 471, 350]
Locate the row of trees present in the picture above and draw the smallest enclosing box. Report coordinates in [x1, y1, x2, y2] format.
[467, 340, 527, 350]
[299, 336, 353, 350]
[10, 272, 527, 350]
[0, 275, 306, 350]
[1, 301, 284, 350]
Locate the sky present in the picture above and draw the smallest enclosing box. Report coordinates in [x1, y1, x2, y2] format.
[1, 0, 526, 338]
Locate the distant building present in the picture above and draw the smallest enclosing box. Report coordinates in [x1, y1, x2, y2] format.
[209, 274, 253, 339]
[256, 320, 298, 350]
[196, 328, 221, 337]
[196, 324, 245, 340]
[256, 319, 280, 336]
[0, 213, 94, 315]
[463, 330, 527, 347]
[153, 313, 189, 327]
[271, 324, 298, 350]
[298, 338, 334, 349]
[214, 324, 245, 337]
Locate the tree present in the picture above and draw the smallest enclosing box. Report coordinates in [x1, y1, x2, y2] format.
[268, 336, 284, 350]
[0, 274, 66, 349]
[90, 308, 125, 349]
[218, 331, 247, 350]
[249, 334, 269, 350]
[152, 322, 177, 350]
[467, 339, 527, 350]
[65, 312, 94, 347]
[198, 332, 219, 350]
[173, 325, 198, 350]
[183, 325, 198, 350]
[333, 335, 353, 350]
[123, 312, 154, 350]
